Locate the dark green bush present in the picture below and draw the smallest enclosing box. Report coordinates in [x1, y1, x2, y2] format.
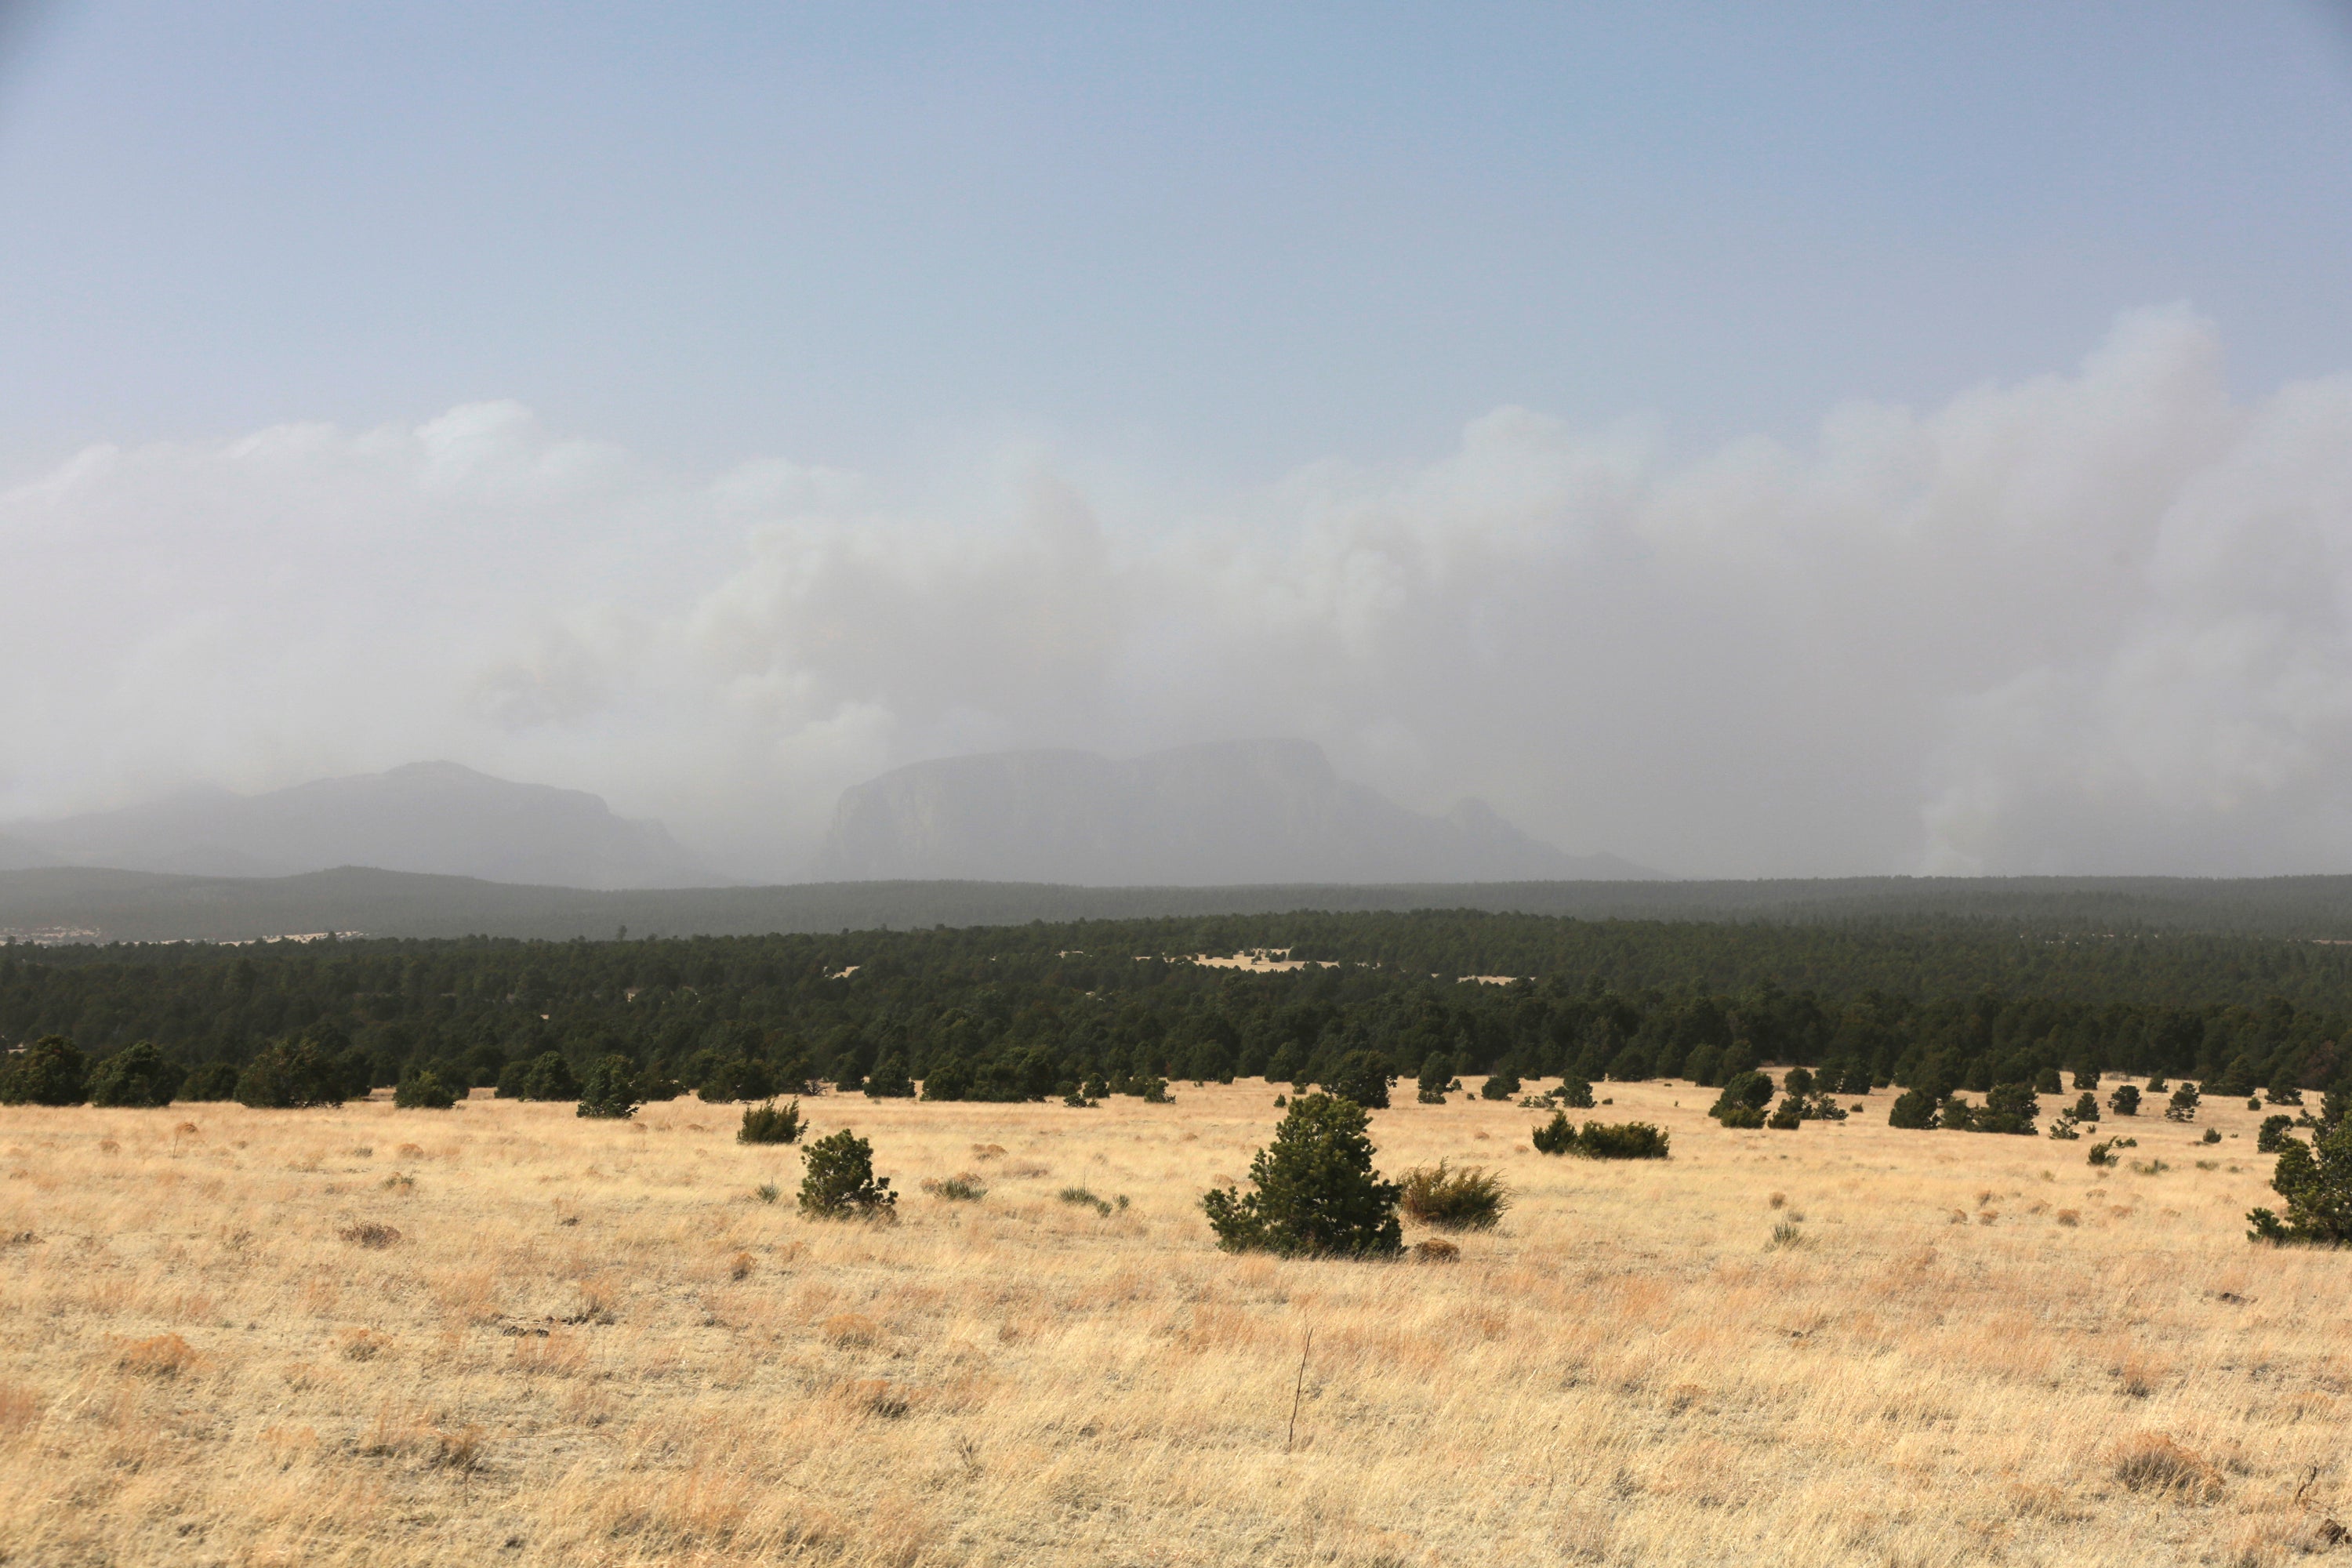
[696, 1056, 775, 1105]
[1972, 1082, 2040, 1135]
[1479, 1068, 1522, 1102]
[1710, 1071, 1774, 1127]
[2033, 1066, 2063, 1094]
[1327, 1051, 1392, 1110]
[1200, 1093, 1402, 1258]
[86, 1040, 182, 1108]
[0, 1035, 89, 1106]
[919, 1058, 972, 1102]
[2248, 1116, 2352, 1244]
[2259, 1114, 2295, 1153]
[393, 1069, 457, 1109]
[2164, 1083, 2201, 1123]
[1531, 1109, 1576, 1155]
[799, 1128, 895, 1218]
[1414, 1053, 1453, 1105]
[2109, 1083, 2141, 1116]
[738, 1098, 804, 1145]
[2071, 1091, 2100, 1123]
[1766, 1098, 1804, 1130]
[1397, 1161, 1509, 1230]
[1887, 1087, 1939, 1129]
[863, 1055, 915, 1098]
[1571, 1121, 1671, 1160]
[181, 1061, 241, 1102]
[1780, 1067, 1816, 1100]
[235, 1040, 345, 1109]
[575, 1055, 641, 1120]
[1554, 1075, 1595, 1109]
[499, 1051, 578, 1102]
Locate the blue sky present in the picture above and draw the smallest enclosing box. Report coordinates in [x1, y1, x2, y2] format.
[6, 3, 2352, 878]
[2, 2, 2347, 481]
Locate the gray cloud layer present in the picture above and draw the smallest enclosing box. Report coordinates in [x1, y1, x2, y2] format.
[5, 305, 2348, 880]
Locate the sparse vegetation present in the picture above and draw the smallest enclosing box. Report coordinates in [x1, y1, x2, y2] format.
[920, 1173, 987, 1201]
[1397, 1161, 1509, 1230]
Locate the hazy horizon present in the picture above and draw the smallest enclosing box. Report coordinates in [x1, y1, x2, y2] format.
[5, 5, 2352, 881]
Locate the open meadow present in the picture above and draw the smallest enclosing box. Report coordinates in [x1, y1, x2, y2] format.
[1, 1078, 2345, 1567]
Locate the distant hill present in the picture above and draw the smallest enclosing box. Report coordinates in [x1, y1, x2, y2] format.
[810, 739, 1656, 884]
[11, 864, 2352, 945]
[2, 762, 717, 890]
[0, 833, 61, 873]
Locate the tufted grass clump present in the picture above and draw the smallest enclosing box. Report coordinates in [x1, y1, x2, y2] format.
[921, 1173, 988, 1201]
[1397, 1161, 1510, 1231]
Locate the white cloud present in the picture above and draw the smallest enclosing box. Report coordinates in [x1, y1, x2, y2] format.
[5, 304, 2350, 878]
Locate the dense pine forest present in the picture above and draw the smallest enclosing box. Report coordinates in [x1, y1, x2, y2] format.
[5, 909, 2352, 1106]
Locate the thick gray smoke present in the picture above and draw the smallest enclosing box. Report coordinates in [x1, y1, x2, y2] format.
[4, 305, 2349, 879]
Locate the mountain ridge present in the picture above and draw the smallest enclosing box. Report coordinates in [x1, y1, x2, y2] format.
[3, 761, 717, 890]
[811, 739, 1655, 884]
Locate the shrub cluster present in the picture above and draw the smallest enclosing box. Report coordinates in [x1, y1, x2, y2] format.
[1531, 1111, 1669, 1159]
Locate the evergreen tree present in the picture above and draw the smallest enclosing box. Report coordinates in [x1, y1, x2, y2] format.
[1200, 1094, 1403, 1258]
[0, 1035, 89, 1106]
[575, 1055, 641, 1120]
[87, 1040, 181, 1108]
[799, 1128, 895, 1218]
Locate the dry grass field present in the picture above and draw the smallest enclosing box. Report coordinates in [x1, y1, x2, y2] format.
[2, 1077, 2346, 1566]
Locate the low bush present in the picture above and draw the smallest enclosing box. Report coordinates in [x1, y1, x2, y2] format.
[1711, 1072, 1774, 1127]
[862, 1055, 916, 1098]
[180, 1061, 241, 1102]
[1887, 1086, 1939, 1129]
[1572, 1121, 1671, 1160]
[1553, 1075, 1595, 1109]
[1479, 1068, 1522, 1102]
[2259, 1114, 2296, 1153]
[1766, 1098, 1804, 1130]
[1200, 1093, 1402, 1258]
[1531, 1109, 1576, 1154]
[393, 1070, 456, 1110]
[799, 1128, 896, 1219]
[2071, 1091, 2100, 1123]
[235, 1040, 345, 1109]
[1397, 1161, 1509, 1230]
[2109, 1083, 2142, 1117]
[737, 1098, 804, 1145]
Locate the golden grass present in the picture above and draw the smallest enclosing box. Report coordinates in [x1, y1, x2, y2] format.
[0, 1078, 2343, 1565]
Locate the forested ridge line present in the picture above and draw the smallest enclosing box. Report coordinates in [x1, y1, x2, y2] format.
[5, 909, 2352, 1109]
